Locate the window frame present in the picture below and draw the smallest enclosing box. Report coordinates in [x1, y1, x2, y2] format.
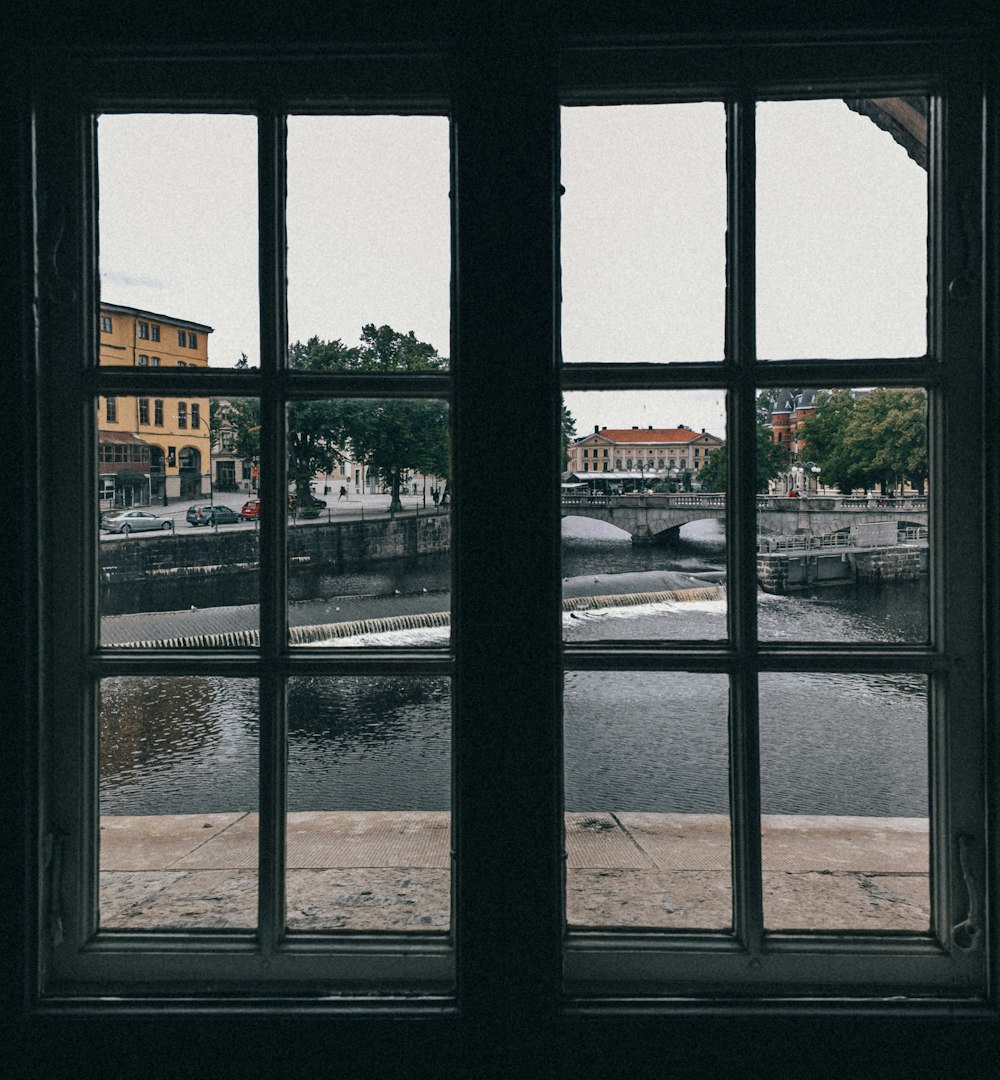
[15, 31, 998, 1032]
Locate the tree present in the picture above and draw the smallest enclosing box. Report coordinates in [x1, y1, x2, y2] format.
[218, 327, 450, 511]
[696, 427, 786, 493]
[797, 387, 927, 494]
[561, 401, 577, 470]
[287, 326, 449, 512]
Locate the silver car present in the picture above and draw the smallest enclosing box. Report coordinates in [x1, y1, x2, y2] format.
[101, 509, 173, 535]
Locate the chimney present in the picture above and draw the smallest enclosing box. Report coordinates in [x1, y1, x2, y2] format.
[648, 425, 653, 430]
[594, 425, 599, 433]
[632, 425, 638, 429]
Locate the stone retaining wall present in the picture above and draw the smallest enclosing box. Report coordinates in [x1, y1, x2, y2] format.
[100, 514, 451, 584]
[757, 544, 927, 594]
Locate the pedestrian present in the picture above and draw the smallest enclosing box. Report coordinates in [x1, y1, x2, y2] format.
[338, 485, 347, 501]
[432, 487, 440, 507]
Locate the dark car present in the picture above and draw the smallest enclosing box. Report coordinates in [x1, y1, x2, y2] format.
[186, 503, 244, 526]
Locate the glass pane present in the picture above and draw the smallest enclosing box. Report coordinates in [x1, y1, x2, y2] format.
[286, 677, 450, 931]
[99, 676, 258, 930]
[286, 116, 450, 369]
[759, 673, 929, 932]
[755, 387, 928, 643]
[98, 114, 258, 370]
[565, 673, 731, 930]
[757, 97, 928, 360]
[562, 390, 727, 642]
[99, 396, 260, 646]
[561, 103, 726, 363]
[286, 397, 450, 647]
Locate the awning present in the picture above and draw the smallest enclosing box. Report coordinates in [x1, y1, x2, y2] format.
[98, 430, 152, 446]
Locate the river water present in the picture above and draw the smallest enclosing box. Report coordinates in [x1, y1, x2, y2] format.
[100, 520, 929, 818]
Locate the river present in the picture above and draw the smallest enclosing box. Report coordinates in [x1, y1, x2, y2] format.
[100, 519, 929, 818]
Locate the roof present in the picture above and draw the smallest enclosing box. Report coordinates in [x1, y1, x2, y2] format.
[576, 427, 719, 445]
[98, 429, 152, 445]
[100, 302, 214, 334]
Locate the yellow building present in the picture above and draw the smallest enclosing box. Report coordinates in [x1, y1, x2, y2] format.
[98, 303, 213, 506]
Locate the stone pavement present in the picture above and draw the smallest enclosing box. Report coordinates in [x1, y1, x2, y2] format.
[99, 811, 929, 933]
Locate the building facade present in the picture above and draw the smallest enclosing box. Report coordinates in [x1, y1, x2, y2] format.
[98, 303, 213, 507]
[567, 424, 724, 485]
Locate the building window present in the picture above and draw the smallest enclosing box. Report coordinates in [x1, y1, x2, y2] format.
[138, 398, 149, 424]
[150, 356, 160, 366]
[22, 37, 996, 1047]
[191, 403, 200, 429]
[137, 354, 148, 366]
[151, 324, 160, 341]
[188, 331, 198, 349]
[100, 314, 112, 333]
[178, 329, 186, 346]
[177, 361, 187, 367]
[138, 321, 149, 339]
[105, 396, 116, 423]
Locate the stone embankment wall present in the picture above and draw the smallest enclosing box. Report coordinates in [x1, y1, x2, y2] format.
[757, 544, 928, 594]
[100, 515, 451, 584]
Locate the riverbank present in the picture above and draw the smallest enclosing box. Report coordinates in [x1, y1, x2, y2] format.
[99, 811, 929, 932]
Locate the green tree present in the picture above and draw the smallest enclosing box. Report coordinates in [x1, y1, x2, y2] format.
[696, 428, 785, 493]
[797, 388, 927, 494]
[561, 401, 577, 469]
[842, 388, 927, 495]
[288, 326, 449, 511]
[795, 390, 867, 493]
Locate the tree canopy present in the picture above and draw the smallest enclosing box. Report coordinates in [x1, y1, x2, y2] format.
[696, 426, 786, 493]
[796, 388, 927, 494]
[216, 325, 450, 511]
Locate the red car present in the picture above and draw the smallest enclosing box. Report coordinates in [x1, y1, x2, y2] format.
[241, 499, 261, 519]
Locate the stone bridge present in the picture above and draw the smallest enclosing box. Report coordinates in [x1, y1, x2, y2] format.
[561, 493, 928, 544]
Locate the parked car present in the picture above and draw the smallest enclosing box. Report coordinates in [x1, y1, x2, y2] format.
[241, 498, 261, 519]
[101, 509, 173, 535]
[186, 503, 244, 526]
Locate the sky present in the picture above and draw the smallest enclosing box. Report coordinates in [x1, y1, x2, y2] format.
[97, 100, 925, 439]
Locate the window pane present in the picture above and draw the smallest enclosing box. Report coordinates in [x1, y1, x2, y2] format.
[99, 676, 258, 930]
[98, 114, 258, 371]
[756, 98, 928, 360]
[561, 103, 726, 363]
[286, 677, 450, 932]
[99, 397, 261, 647]
[565, 673, 731, 930]
[755, 387, 928, 643]
[286, 398, 450, 648]
[562, 390, 727, 642]
[759, 673, 929, 932]
[286, 116, 450, 369]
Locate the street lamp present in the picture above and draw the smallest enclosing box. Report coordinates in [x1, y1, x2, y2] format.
[802, 461, 820, 495]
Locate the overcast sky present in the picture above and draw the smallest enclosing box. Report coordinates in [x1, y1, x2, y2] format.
[98, 100, 925, 439]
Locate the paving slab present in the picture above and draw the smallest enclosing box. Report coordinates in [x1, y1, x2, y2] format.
[286, 811, 450, 868]
[565, 813, 653, 869]
[761, 814, 928, 872]
[172, 813, 259, 869]
[100, 812, 248, 871]
[100, 869, 257, 929]
[286, 868, 450, 930]
[617, 812, 731, 871]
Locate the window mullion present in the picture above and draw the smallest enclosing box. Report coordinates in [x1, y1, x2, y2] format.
[256, 111, 289, 955]
[726, 95, 764, 954]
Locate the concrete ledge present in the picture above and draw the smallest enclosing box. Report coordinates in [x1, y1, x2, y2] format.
[99, 811, 929, 933]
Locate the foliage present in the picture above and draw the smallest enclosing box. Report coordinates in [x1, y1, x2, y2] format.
[216, 326, 450, 511]
[696, 427, 786, 493]
[561, 402, 577, 469]
[797, 388, 927, 494]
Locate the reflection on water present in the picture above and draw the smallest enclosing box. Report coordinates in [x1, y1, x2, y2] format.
[100, 521, 930, 818]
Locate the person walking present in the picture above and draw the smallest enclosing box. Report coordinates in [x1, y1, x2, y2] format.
[338, 485, 347, 501]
